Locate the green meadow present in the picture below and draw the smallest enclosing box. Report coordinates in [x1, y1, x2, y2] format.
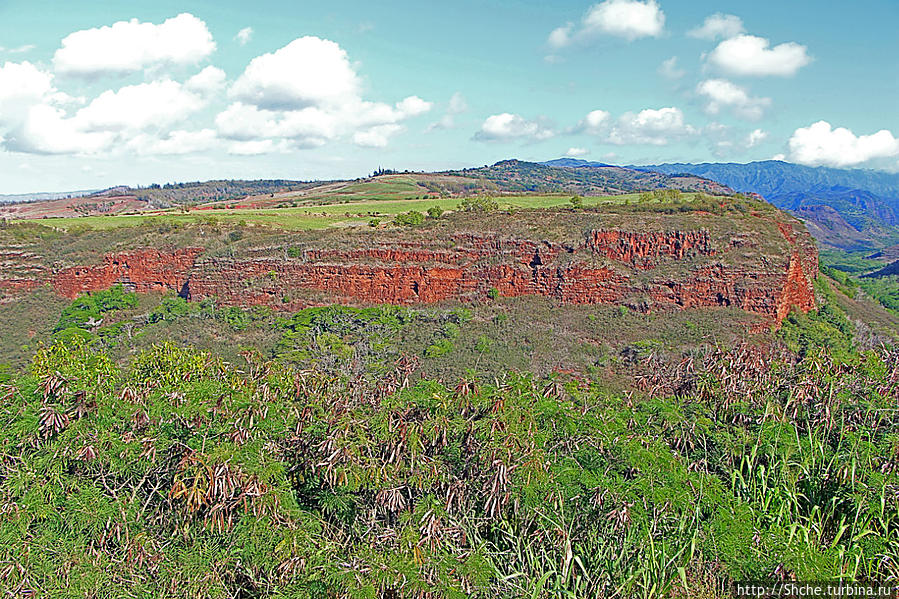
[23, 191, 691, 232]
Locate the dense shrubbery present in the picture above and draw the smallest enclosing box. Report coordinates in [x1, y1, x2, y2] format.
[147, 294, 208, 323]
[822, 266, 859, 298]
[626, 191, 761, 216]
[51, 284, 140, 346]
[1, 328, 898, 597]
[54, 284, 137, 333]
[638, 189, 682, 202]
[458, 196, 499, 213]
[779, 305, 853, 361]
[4, 273, 898, 597]
[274, 305, 469, 377]
[394, 210, 426, 226]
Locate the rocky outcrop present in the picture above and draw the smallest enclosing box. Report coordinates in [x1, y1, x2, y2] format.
[52, 248, 203, 299]
[181, 224, 816, 323]
[26, 217, 818, 326]
[584, 230, 714, 268]
[0, 249, 47, 303]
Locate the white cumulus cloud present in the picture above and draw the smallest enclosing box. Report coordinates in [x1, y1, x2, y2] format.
[688, 14, 744, 40]
[227, 139, 294, 155]
[229, 36, 360, 110]
[396, 96, 433, 117]
[607, 107, 696, 146]
[566, 147, 590, 157]
[4, 24, 426, 156]
[583, 0, 665, 40]
[185, 66, 227, 94]
[474, 113, 555, 142]
[5, 104, 116, 154]
[353, 124, 405, 148]
[0, 61, 55, 122]
[53, 13, 216, 77]
[746, 129, 768, 147]
[548, 25, 574, 49]
[126, 129, 218, 155]
[696, 79, 771, 120]
[235, 27, 253, 46]
[578, 109, 611, 135]
[575, 107, 696, 146]
[215, 102, 336, 145]
[548, 0, 664, 47]
[216, 37, 430, 151]
[787, 121, 899, 167]
[707, 34, 811, 77]
[76, 80, 206, 131]
[2, 73, 213, 155]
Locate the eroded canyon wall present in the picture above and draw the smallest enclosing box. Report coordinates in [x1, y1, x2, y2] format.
[1, 213, 818, 324]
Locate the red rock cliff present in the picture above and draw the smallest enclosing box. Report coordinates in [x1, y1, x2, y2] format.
[52, 248, 203, 299]
[32, 216, 817, 325]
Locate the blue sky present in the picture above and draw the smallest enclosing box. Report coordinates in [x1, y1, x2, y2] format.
[0, 0, 897, 193]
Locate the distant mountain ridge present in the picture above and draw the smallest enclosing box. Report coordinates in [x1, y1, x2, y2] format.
[0, 189, 99, 205]
[449, 159, 734, 196]
[632, 160, 899, 201]
[542, 159, 899, 250]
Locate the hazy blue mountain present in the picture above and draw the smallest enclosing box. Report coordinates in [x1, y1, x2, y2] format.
[543, 159, 899, 250]
[774, 187, 898, 229]
[0, 190, 99, 204]
[631, 161, 899, 203]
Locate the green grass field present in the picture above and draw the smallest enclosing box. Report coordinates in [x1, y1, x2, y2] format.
[24, 192, 691, 232]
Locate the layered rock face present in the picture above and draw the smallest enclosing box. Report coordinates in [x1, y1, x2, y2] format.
[52, 248, 203, 299]
[0, 249, 46, 303]
[584, 230, 714, 268]
[184, 230, 721, 309]
[183, 223, 817, 322]
[5, 213, 818, 325]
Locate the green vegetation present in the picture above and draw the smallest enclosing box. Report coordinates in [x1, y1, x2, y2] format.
[273, 305, 465, 376]
[779, 303, 853, 361]
[54, 284, 137, 333]
[458, 196, 499, 213]
[638, 189, 682, 202]
[821, 267, 859, 298]
[1, 233, 898, 596]
[858, 275, 899, 315]
[394, 210, 426, 227]
[818, 249, 899, 317]
[1, 303, 898, 597]
[18, 189, 748, 236]
[131, 179, 314, 205]
[12, 195, 575, 232]
[25, 159, 741, 219]
[49, 285, 141, 347]
[818, 249, 885, 274]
